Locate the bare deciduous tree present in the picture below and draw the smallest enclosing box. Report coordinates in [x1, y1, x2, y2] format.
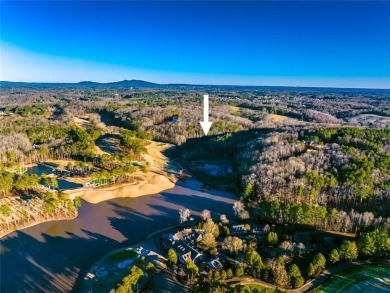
[201, 209, 211, 221]
[179, 208, 191, 224]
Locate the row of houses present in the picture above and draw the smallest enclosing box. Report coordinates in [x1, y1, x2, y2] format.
[161, 226, 271, 271]
[161, 231, 228, 271]
[230, 224, 270, 236]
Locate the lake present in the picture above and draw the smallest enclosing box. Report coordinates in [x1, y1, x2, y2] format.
[26, 164, 54, 177]
[26, 164, 83, 190]
[0, 179, 237, 293]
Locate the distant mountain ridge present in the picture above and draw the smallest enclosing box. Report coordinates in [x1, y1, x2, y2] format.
[76, 79, 160, 87]
[0, 79, 389, 93]
[0, 79, 160, 88]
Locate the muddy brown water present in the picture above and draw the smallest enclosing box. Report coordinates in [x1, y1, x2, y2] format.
[0, 179, 237, 293]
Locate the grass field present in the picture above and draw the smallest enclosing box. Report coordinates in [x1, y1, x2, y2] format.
[229, 105, 241, 112]
[243, 283, 273, 291]
[348, 114, 390, 126]
[315, 265, 390, 293]
[92, 178, 113, 185]
[110, 249, 139, 262]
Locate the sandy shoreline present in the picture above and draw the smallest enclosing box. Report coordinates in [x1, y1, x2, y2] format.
[0, 169, 176, 237]
[67, 171, 176, 204]
[66, 141, 178, 204]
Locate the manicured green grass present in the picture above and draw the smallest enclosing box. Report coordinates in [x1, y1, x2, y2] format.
[245, 284, 268, 289]
[243, 283, 275, 291]
[92, 178, 113, 185]
[110, 249, 139, 262]
[315, 265, 390, 293]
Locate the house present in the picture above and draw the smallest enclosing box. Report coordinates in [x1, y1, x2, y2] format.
[231, 224, 247, 236]
[305, 140, 323, 150]
[206, 254, 229, 271]
[207, 257, 223, 271]
[183, 230, 203, 242]
[173, 228, 202, 242]
[161, 233, 203, 264]
[170, 116, 180, 123]
[252, 224, 268, 235]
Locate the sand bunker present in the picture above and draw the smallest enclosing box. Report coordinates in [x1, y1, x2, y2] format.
[117, 260, 134, 269]
[95, 267, 108, 277]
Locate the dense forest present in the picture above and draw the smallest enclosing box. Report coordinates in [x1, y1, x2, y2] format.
[0, 84, 389, 291]
[238, 128, 390, 230]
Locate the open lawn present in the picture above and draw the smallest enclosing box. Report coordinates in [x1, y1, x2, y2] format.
[347, 114, 390, 127]
[110, 249, 139, 262]
[315, 265, 390, 293]
[230, 105, 241, 112]
[244, 283, 271, 290]
[266, 114, 304, 126]
[92, 178, 113, 185]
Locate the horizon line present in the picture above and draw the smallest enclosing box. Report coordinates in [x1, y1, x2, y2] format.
[1, 79, 389, 91]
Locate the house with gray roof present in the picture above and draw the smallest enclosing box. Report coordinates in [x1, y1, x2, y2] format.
[161, 232, 203, 264]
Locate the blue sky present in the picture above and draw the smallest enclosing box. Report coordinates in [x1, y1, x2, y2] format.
[1, 1, 390, 88]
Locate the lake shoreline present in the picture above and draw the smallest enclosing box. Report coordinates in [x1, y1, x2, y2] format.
[0, 212, 78, 238]
[64, 141, 179, 203]
[0, 142, 179, 238]
[0, 170, 177, 238]
[67, 170, 177, 204]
